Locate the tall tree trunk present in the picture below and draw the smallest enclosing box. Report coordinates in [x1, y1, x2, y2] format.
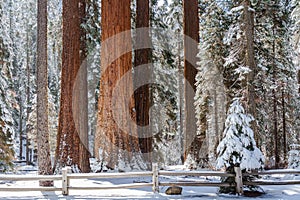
[54, 0, 82, 172]
[37, 0, 53, 186]
[183, 0, 199, 162]
[178, 39, 184, 164]
[282, 87, 287, 160]
[95, 0, 140, 170]
[26, 26, 31, 165]
[77, 0, 91, 173]
[272, 24, 280, 169]
[134, 0, 152, 167]
[18, 101, 23, 160]
[273, 87, 279, 168]
[243, 0, 258, 144]
[298, 70, 300, 94]
[213, 88, 219, 158]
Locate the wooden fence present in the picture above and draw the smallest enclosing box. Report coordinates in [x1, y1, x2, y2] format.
[1, 163, 300, 196]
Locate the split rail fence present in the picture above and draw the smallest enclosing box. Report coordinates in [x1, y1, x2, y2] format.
[1, 163, 300, 195]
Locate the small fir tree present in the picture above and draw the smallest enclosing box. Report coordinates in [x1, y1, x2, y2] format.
[216, 99, 264, 194]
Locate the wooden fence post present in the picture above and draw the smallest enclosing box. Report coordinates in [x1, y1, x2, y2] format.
[62, 167, 71, 195]
[152, 163, 159, 193]
[234, 166, 243, 195]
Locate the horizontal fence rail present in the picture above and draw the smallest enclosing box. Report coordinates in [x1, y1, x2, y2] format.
[0, 174, 62, 192]
[158, 169, 236, 192]
[243, 169, 300, 187]
[243, 169, 300, 176]
[0, 175, 62, 181]
[159, 170, 235, 177]
[66, 170, 154, 194]
[1, 164, 300, 196]
[68, 171, 153, 179]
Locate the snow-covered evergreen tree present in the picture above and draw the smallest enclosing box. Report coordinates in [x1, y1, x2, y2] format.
[288, 144, 300, 169]
[217, 99, 264, 170]
[6, 0, 37, 162]
[193, 0, 229, 168]
[253, 0, 299, 167]
[0, 0, 15, 172]
[0, 68, 15, 171]
[291, 0, 300, 52]
[47, 0, 62, 158]
[86, 0, 101, 156]
[150, 0, 183, 166]
[216, 99, 264, 193]
[0, 94, 14, 171]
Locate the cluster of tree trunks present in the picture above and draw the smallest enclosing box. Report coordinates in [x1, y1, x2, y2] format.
[95, 0, 204, 168]
[36, 0, 209, 172]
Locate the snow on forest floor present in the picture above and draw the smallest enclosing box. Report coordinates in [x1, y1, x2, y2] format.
[1, 165, 300, 200]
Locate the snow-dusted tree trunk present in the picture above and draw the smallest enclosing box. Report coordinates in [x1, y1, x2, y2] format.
[36, 0, 53, 186]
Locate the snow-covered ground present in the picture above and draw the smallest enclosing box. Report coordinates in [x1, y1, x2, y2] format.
[1, 165, 300, 200]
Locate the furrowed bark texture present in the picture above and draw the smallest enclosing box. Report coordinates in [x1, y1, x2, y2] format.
[55, 0, 90, 172]
[134, 0, 152, 166]
[95, 0, 140, 170]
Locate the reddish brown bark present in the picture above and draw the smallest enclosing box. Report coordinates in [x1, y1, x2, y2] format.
[54, 0, 89, 172]
[134, 0, 152, 165]
[183, 0, 200, 161]
[77, 0, 91, 173]
[95, 0, 140, 170]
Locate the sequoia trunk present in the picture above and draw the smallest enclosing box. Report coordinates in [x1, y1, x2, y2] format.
[95, 0, 140, 170]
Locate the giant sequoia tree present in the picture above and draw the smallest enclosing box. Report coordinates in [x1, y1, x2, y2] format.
[54, 0, 90, 173]
[95, 0, 143, 170]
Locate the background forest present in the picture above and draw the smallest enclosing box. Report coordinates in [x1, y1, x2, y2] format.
[0, 0, 299, 175]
